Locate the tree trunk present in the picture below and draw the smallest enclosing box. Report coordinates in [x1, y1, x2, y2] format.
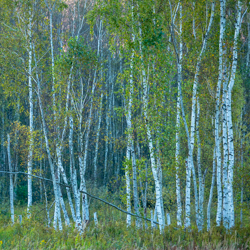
[215, 0, 226, 226]
[207, 147, 216, 231]
[226, 0, 242, 228]
[27, 12, 33, 218]
[7, 134, 14, 224]
[222, 75, 229, 228]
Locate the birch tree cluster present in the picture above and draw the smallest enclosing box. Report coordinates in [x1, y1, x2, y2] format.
[0, 0, 250, 233]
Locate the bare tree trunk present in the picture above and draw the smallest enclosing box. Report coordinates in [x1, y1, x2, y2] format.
[207, 147, 216, 231]
[7, 134, 14, 224]
[94, 94, 103, 187]
[175, 1, 182, 227]
[34, 59, 62, 230]
[27, 11, 33, 218]
[226, 0, 242, 228]
[240, 134, 244, 228]
[69, 112, 82, 230]
[215, 0, 226, 226]
[187, 2, 215, 229]
[138, 18, 164, 232]
[222, 73, 229, 228]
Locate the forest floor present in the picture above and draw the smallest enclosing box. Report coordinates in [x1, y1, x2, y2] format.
[0, 189, 250, 249]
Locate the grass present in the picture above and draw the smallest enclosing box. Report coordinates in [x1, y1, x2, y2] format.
[0, 189, 250, 249]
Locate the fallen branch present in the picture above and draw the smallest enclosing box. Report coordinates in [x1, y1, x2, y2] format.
[0, 171, 162, 226]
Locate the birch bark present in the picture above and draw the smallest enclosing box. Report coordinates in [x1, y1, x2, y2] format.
[34, 57, 62, 230]
[175, 2, 182, 227]
[45, 2, 63, 228]
[94, 20, 103, 187]
[7, 134, 14, 224]
[207, 147, 216, 231]
[240, 135, 244, 227]
[222, 74, 229, 228]
[126, 2, 140, 227]
[196, 97, 204, 231]
[215, 0, 226, 226]
[186, 1, 215, 228]
[138, 17, 164, 232]
[69, 112, 82, 230]
[27, 11, 33, 218]
[226, 0, 242, 228]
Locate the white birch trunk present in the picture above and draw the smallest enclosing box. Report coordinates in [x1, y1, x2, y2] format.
[226, 0, 242, 229]
[196, 98, 203, 231]
[138, 17, 164, 232]
[35, 63, 62, 230]
[215, 0, 226, 226]
[240, 136, 243, 227]
[175, 70, 182, 226]
[125, 47, 132, 225]
[56, 147, 76, 223]
[94, 94, 103, 187]
[207, 147, 216, 231]
[7, 134, 14, 224]
[79, 71, 97, 224]
[175, 2, 183, 227]
[27, 12, 33, 218]
[48, 8, 56, 112]
[125, 140, 131, 226]
[94, 212, 98, 226]
[94, 19, 103, 187]
[186, 2, 215, 229]
[151, 210, 154, 229]
[104, 84, 109, 185]
[222, 77, 229, 228]
[58, 184, 70, 226]
[192, 2, 196, 39]
[69, 113, 82, 230]
[43, 3, 63, 230]
[126, 11, 140, 226]
[1, 105, 5, 169]
[167, 213, 171, 226]
[247, 21, 250, 69]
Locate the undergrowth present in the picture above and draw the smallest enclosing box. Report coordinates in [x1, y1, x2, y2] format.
[0, 189, 250, 249]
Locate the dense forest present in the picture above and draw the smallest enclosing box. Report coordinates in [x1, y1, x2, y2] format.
[0, 0, 250, 249]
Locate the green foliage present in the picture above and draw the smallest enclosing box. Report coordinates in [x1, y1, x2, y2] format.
[56, 36, 97, 76]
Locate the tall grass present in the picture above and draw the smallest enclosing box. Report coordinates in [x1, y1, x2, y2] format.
[0, 189, 249, 249]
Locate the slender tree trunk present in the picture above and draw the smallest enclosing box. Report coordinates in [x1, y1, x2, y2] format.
[104, 59, 110, 185]
[188, 2, 215, 229]
[222, 75, 229, 228]
[125, 11, 140, 226]
[69, 112, 82, 230]
[226, 0, 242, 229]
[56, 147, 76, 223]
[35, 62, 62, 230]
[94, 19, 103, 187]
[215, 0, 226, 226]
[139, 22, 164, 232]
[7, 134, 14, 224]
[175, 2, 183, 227]
[247, 20, 250, 70]
[207, 147, 216, 231]
[125, 139, 131, 226]
[192, 2, 196, 39]
[1, 105, 5, 169]
[196, 97, 203, 231]
[27, 12, 33, 218]
[240, 135, 244, 227]
[58, 184, 70, 226]
[80, 70, 97, 224]
[94, 94, 103, 187]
